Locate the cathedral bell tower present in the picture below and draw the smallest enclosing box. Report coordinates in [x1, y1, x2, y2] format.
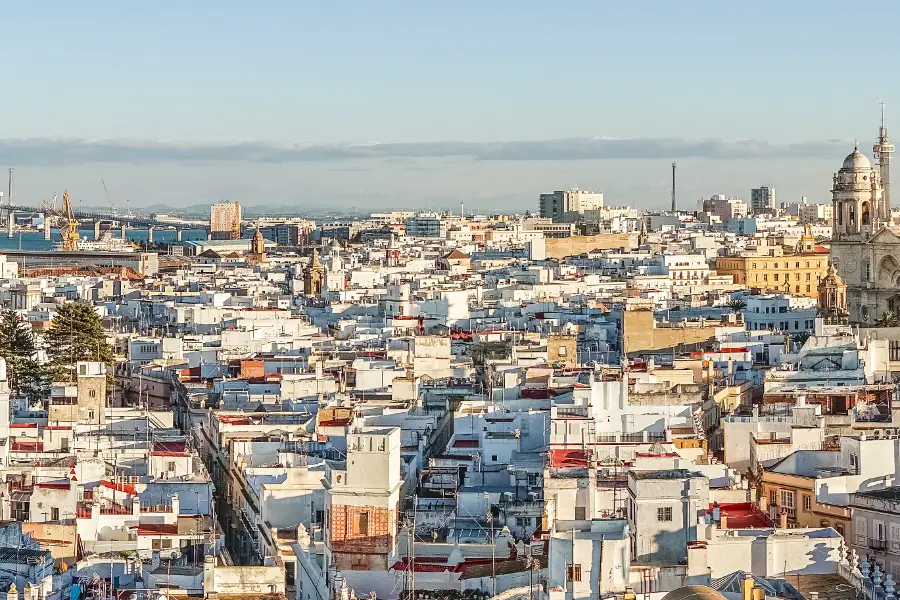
[874, 101, 894, 223]
[831, 143, 884, 239]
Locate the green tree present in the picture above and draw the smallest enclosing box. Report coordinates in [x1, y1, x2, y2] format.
[875, 311, 900, 328]
[44, 302, 114, 381]
[0, 309, 48, 398]
[726, 299, 747, 312]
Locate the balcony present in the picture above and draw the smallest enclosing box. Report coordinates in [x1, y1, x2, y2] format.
[869, 538, 888, 551]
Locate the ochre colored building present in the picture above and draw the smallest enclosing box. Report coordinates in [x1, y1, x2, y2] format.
[715, 251, 829, 299]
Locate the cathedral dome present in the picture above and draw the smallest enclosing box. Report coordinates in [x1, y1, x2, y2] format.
[842, 144, 872, 170]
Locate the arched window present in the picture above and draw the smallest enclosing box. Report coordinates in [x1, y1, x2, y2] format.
[862, 201, 871, 225]
[838, 202, 844, 225]
[849, 205, 856, 226]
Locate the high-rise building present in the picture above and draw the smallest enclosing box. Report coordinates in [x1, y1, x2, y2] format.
[750, 187, 776, 214]
[539, 188, 604, 222]
[210, 201, 242, 240]
[404, 213, 445, 237]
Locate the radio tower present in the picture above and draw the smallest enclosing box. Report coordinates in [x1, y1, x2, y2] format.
[671, 162, 677, 211]
[5, 168, 13, 227]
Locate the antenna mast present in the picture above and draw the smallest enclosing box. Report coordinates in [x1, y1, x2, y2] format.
[5, 167, 13, 227]
[671, 162, 677, 212]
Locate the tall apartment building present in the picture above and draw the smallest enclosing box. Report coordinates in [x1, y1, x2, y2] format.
[539, 188, 604, 222]
[259, 221, 313, 247]
[404, 213, 445, 237]
[210, 201, 242, 240]
[750, 186, 776, 214]
[799, 202, 833, 223]
[702, 194, 749, 221]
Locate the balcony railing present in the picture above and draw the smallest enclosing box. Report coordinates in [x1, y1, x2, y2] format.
[868, 538, 888, 551]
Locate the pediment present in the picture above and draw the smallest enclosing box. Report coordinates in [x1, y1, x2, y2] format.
[869, 226, 900, 245]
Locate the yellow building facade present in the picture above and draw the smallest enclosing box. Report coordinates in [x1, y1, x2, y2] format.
[715, 252, 829, 299]
[759, 470, 850, 538]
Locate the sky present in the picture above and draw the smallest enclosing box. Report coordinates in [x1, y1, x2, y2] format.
[3, 1, 900, 211]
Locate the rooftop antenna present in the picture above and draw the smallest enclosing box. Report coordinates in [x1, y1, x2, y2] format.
[671, 162, 677, 212]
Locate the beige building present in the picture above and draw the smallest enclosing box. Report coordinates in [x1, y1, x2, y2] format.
[210, 201, 242, 241]
[548, 334, 577, 367]
[539, 188, 604, 222]
[48, 361, 107, 425]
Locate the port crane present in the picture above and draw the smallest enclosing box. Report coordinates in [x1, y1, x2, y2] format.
[59, 189, 80, 251]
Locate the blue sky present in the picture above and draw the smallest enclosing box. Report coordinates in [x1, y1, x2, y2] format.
[3, 1, 898, 210]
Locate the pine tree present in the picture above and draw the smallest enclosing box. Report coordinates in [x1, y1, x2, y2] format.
[44, 302, 114, 381]
[0, 309, 48, 398]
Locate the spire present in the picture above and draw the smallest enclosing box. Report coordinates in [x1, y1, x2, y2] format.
[882, 99, 887, 129]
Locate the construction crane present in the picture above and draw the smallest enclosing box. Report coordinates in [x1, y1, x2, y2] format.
[102, 179, 115, 215]
[59, 189, 80, 251]
[231, 201, 242, 240]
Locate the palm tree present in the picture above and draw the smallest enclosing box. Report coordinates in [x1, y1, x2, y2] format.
[726, 298, 747, 313]
[875, 311, 900, 328]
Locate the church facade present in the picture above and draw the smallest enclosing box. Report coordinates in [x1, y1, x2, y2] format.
[829, 111, 897, 324]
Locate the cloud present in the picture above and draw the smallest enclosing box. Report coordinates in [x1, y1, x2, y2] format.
[0, 136, 853, 166]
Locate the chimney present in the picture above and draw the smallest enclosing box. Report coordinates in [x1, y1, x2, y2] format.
[720, 512, 728, 529]
[759, 494, 767, 513]
[752, 588, 765, 600]
[6, 584, 16, 600]
[204, 555, 216, 593]
[741, 574, 754, 600]
[779, 510, 788, 529]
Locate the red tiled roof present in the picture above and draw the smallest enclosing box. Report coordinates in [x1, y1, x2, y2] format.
[101, 480, 137, 495]
[153, 441, 187, 454]
[549, 449, 589, 468]
[452, 439, 479, 448]
[136, 524, 178, 536]
[35, 480, 70, 490]
[706, 502, 773, 529]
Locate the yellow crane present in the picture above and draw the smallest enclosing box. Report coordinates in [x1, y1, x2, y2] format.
[60, 189, 80, 251]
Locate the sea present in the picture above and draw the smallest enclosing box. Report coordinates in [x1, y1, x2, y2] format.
[0, 228, 208, 251]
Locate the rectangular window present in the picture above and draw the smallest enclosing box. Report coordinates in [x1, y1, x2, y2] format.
[780, 489, 795, 509]
[774, 274, 779, 281]
[803, 495, 812, 511]
[167, 461, 176, 472]
[657, 507, 673, 522]
[575, 506, 587, 520]
[769, 489, 777, 506]
[566, 564, 582, 582]
[51, 507, 59, 521]
[354, 511, 369, 536]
